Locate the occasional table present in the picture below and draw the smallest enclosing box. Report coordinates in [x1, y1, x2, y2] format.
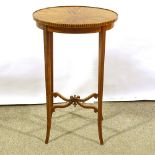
[33, 6, 118, 145]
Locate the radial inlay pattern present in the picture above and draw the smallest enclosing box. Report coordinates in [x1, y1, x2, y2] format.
[33, 6, 118, 28]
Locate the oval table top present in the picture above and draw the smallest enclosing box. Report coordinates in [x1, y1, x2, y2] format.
[33, 6, 118, 33]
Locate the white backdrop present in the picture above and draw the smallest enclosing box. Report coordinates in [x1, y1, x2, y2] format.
[0, 0, 155, 104]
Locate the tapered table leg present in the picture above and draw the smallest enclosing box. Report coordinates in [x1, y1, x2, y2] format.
[43, 30, 53, 144]
[98, 28, 106, 145]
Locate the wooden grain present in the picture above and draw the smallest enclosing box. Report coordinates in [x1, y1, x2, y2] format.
[43, 30, 53, 144]
[33, 6, 117, 145]
[98, 27, 106, 145]
[33, 6, 117, 33]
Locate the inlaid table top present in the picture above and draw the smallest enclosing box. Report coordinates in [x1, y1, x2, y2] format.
[33, 6, 118, 33]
